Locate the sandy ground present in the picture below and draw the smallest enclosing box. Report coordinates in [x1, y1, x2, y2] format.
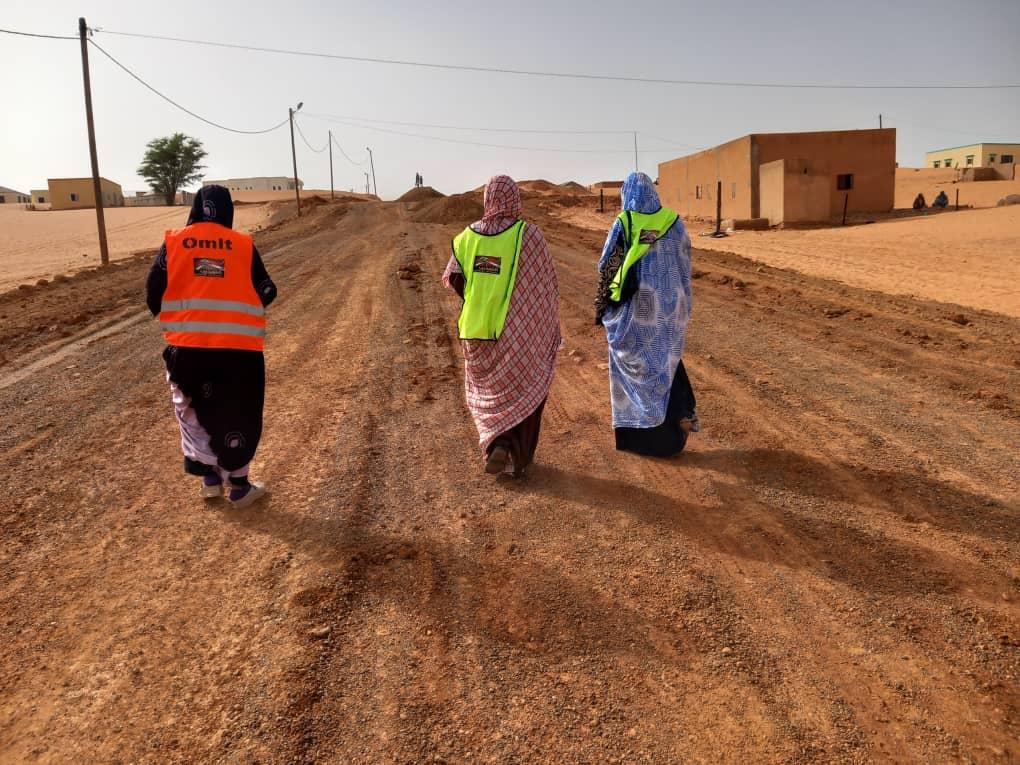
[0, 204, 275, 293]
[0, 195, 1018, 763]
[566, 204, 1020, 318]
[896, 167, 1020, 209]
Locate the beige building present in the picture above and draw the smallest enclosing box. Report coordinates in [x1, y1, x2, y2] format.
[46, 178, 124, 211]
[30, 189, 49, 205]
[203, 176, 303, 192]
[0, 186, 31, 205]
[924, 143, 1019, 179]
[658, 128, 896, 225]
[124, 190, 196, 207]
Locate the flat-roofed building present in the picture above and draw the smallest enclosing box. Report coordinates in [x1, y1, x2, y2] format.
[924, 143, 1019, 179]
[0, 186, 31, 205]
[658, 128, 896, 225]
[47, 178, 125, 211]
[203, 176, 303, 192]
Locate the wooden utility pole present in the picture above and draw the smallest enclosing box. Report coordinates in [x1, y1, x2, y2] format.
[328, 130, 335, 200]
[879, 113, 883, 129]
[366, 147, 377, 197]
[289, 103, 302, 216]
[714, 180, 722, 235]
[78, 17, 110, 266]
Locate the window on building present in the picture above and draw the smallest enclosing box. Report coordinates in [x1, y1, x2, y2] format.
[70, 193, 79, 202]
[695, 185, 702, 199]
[836, 174, 854, 191]
[38, 196, 46, 203]
[933, 161, 941, 168]
[1002, 154, 1014, 164]
[945, 159, 953, 167]
[965, 155, 974, 166]
[989, 154, 997, 163]
[0, 195, 5, 203]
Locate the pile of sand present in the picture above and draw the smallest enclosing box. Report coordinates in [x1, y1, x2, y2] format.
[557, 181, 589, 193]
[518, 179, 556, 192]
[397, 187, 445, 203]
[412, 192, 483, 225]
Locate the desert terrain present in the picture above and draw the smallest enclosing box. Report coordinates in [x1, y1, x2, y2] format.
[0, 188, 1017, 763]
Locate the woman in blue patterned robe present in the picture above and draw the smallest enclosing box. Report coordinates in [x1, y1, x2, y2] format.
[595, 172, 699, 456]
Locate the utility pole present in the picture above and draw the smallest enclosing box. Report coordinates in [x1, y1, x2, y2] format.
[328, 130, 335, 201]
[289, 102, 303, 216]
[879, 113, 883, 129]
[78, 17, 110, 266]
[364, 173, 370, 195]
[366, 147, 377, 197]
[633, 132, 639, 173]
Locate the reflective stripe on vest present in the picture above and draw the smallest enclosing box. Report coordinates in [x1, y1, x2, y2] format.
[159, 222, 266, 351]
[609, 207, 680, 302]
[452, 220, 526, 341]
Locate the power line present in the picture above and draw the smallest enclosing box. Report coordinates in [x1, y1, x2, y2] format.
[95, 28, 1020, 90]
[329, 133, 370, 166]
[307, 114, 654, 154]
[87, 39, 290, 135]
[294, 119, 328, 153]
[304, 111, 632, 135]
[0, 27, 77, 40]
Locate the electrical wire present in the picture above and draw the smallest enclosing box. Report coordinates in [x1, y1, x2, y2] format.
[87, 39, 290, 135]
[0, 27, 77, 40]
[95, 28, 1020, 90]
[294, 119, 328, 153]
[309, 115, 655, 154]
[329, 133, 370, 166]
[304, 112, 632, 135]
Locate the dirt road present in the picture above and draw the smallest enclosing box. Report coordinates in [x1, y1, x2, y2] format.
[1, 195, 1018, 764]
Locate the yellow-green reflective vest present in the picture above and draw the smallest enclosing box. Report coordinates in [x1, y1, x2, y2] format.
[452, 220, 526, 340]
[608, 207, 680, 302]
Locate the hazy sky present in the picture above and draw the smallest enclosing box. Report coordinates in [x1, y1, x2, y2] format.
[2, 0, 1018, 199]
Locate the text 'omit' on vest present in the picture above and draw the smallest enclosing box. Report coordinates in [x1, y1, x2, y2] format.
[452, 220, 527, 341]
[609, 207, 680, 303]
[159, 222, 266, 352]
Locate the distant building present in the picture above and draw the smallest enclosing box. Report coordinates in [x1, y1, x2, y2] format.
[0, 186, 31, 205]
[30, 189, 49, 205]
[591, 180, 624, 191]
[658, 128, 896, 225]
[124, 190, 196, 207]
[45, 178, 125, 211]
[203, 176, 303, 192]
[925, 143, 1019, 179]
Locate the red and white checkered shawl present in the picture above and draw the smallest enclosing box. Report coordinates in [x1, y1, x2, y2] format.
[443, 175, 561, 453]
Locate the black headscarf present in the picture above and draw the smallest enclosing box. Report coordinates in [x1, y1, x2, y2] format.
[187, 185, 234, 228]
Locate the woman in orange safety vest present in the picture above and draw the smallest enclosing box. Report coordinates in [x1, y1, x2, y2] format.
[145, 185, 276, 508]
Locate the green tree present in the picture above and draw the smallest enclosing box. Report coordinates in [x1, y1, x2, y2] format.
[137, 133, 207, 205]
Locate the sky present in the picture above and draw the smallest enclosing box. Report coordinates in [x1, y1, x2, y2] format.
[2, 0, 1019, 200]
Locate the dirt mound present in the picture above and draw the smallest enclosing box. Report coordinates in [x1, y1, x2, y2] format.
[558, 181, 589, 193]
[519, 179, 556, 192]
[397, 187, 445, 203]
[412, 192, 483, 225]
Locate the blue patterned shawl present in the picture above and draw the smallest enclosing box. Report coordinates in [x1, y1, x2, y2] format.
[598, 172, 693, 429]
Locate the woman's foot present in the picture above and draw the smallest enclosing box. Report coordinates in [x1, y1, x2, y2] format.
[485, 446, 509, 474]
[199, 474, 223, 499]
[228, 481, 267, 508]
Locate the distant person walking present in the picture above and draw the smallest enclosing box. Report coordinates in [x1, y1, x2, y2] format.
[594, 172, 698, 457]
[145, 185, 276, 507]
[443, 175, 560, 478]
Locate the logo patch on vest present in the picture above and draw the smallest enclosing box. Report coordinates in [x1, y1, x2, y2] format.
[638, 229, 661, 245]
[473, 255, 501, 275]
[193, 258, 225, 277]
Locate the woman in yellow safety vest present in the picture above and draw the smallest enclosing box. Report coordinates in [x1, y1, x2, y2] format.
[443, 175, 560, 478]
[594, 172, 698, 456]
[145, 185, 276, 507]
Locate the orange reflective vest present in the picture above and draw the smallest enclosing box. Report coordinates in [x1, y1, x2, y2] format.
[159, 222, 266, 351]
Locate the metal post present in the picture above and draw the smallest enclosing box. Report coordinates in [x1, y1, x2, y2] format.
[78, 18, 110, 266]
[715, 180, 722, 235]
[366, 147, 377, 197]
[955, 189, 959, 211]
[879, 113, 883, 129]
[328, 130, 335, 201]
[842, 193, 849, 225]
[633, 132, 639, 172]
[289, 104, 302, 217]
[599, 188, 604, 213]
